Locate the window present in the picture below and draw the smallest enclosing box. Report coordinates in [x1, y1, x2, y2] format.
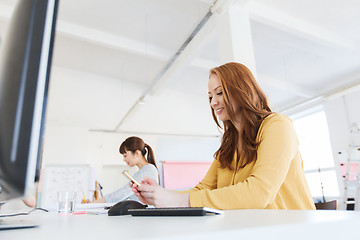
[292, 110, 339, 200]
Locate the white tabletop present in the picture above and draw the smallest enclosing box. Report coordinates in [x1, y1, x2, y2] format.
[1, 209, 360, 239]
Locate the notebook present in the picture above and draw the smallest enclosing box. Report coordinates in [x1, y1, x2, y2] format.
[75, 202, 114, 210]
[128, 207, 223, 216]
[86, 209, 109, 215]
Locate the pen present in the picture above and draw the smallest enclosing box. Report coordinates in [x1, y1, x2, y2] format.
[98, 182, 103, 197]
[82, 192, 86, 202]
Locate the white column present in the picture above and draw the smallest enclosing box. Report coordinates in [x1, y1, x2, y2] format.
[217, 0, 257, 77]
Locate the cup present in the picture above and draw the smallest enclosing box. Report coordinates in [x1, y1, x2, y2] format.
[57, 191, 76, 215]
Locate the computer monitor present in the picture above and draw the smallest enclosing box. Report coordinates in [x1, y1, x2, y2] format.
[0, 0, 59, 203]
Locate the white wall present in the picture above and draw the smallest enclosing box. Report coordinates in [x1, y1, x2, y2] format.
[45, 66, 145, 129]
[42, 125, 89, 165]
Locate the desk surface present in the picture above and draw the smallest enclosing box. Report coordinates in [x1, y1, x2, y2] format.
[1, 209, 360, 239]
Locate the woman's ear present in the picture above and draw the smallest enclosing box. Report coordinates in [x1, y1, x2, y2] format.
[134, 149, 142, 157]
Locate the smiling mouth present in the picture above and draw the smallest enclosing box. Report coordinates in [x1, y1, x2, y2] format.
[216, 108, 224, 114]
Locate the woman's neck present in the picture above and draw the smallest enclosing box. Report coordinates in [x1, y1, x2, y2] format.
[136, 157, 150, 170]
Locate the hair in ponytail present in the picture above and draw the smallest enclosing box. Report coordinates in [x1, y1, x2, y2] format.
[144, 143, 157, 168]
[119, 136, 157, 169]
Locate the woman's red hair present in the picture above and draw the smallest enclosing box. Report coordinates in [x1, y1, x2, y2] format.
[210, 62, 272, 169]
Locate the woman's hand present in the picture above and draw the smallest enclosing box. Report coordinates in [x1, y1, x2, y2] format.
[132, 177, 190, 208]
[23, 195, 36, 207]
[81, 197, 106, 204]
[81, 199, 91, 204]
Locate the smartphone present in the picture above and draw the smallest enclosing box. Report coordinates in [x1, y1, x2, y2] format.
[122, 170, 141, 186]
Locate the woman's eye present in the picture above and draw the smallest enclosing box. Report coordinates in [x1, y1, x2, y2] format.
[208, 97, 212, 101]
[217, 92, 223, 96]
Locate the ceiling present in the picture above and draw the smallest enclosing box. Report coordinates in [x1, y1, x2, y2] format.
[0, 0, 360, 137]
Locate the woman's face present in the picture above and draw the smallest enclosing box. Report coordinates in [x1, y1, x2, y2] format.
[208, 74, 230, 122]
[122, 150, 137, 167]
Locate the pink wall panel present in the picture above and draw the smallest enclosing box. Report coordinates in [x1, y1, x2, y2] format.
[163, 161, 212, 190]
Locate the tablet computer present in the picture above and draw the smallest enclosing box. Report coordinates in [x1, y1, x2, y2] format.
[128, 207, 223, 216]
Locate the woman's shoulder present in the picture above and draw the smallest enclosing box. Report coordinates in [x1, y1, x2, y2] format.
[141, 164, 159, 173]
[262, 113, 292, 125]
[264, 113, 291, 122]
[258, 113, 294, 136]
[139, 164, 159, 183]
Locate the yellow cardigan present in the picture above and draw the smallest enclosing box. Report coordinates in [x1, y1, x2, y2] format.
[187, 113, 315, 210]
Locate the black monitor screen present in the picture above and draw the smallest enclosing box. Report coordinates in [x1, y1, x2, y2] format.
[0, 0, 58, 202]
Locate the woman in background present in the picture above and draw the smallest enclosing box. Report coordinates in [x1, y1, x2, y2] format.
[83, 136, 159, 203]
[132, 62, 315, 210]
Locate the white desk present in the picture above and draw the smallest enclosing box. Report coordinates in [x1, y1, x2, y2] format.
[1, 210, 360, 239]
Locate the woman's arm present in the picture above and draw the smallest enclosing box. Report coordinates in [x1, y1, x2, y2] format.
[104, 165, 159, 203]
[132, 178, 190, 207]
[132, 160, 219, 207]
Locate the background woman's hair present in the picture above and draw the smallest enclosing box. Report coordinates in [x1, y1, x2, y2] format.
[119, 136, 157, 169]
[210, 62, 272, 169]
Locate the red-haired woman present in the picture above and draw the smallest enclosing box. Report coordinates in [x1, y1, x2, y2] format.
[84, 136, 159, 203]
[132, 62, 315, 210]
